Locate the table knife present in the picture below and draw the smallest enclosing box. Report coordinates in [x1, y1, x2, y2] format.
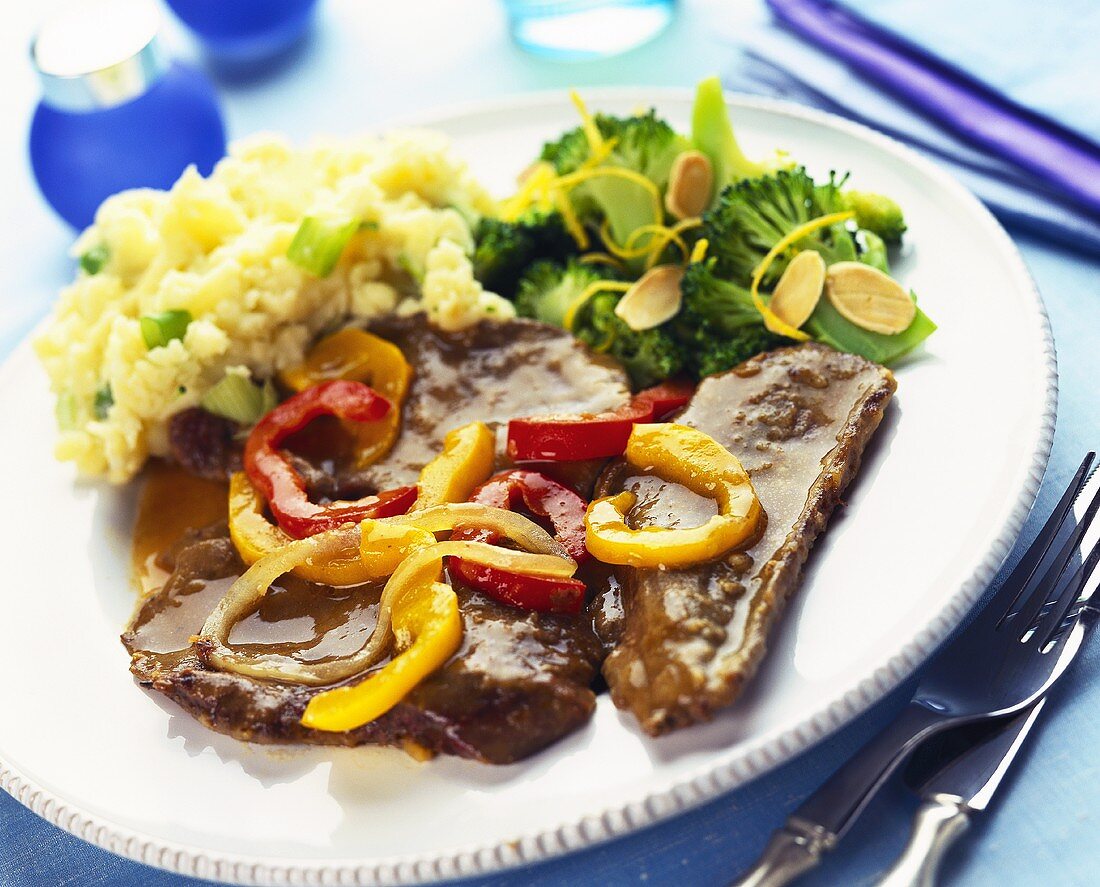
[875, 699, 1045, 887]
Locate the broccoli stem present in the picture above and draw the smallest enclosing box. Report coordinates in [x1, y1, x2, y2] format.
[691, 75, 767, 193]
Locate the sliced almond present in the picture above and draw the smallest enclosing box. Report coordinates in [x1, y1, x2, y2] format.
[825, 261, 915, 335]
[768, 250, 825, 329]
[615, 265, 685, 331]
[665, 150, 714, 220]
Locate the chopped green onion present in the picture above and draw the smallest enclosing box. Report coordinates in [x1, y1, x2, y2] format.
[55, 392, 78, 430]
[80, 244, 110, 275]
[287, 216, 360, 277]
[93, 384, 114, 420]
[259, 379, 279, 416]
[201, 375, 279, 425]
[397, 253, 424, 284]
[140, 310, 192, 349]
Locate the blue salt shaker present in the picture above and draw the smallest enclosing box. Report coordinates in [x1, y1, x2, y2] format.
[165, 0, 321, 65]
[29, 0, 227, 231]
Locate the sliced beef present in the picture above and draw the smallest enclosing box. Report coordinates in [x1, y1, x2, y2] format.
[354, 314, 630, 493]
[125, 524, 603, 764]
[599, 344, 895, 735]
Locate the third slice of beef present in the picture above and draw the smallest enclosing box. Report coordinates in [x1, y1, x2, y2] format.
[290, 314, 630, 501]
[599, 343, 896, 735]
[360, 314, 630, 491]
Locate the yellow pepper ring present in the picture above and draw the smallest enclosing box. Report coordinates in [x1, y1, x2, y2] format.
[279, 327, 412, 469]
[413, 421, 495, 510]
[301, 578, 463, 733]
[584, 423, 762, 568]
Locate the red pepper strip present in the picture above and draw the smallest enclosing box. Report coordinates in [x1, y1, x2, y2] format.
[633, 377, 697, 421]
[244, 379, 417, 539]
[506, 378, 695, 462]
[461, 470, 589, 561]
[452, 540, 587, 614]
[451, 470, 590, 614]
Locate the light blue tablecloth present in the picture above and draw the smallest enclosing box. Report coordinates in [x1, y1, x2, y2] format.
[2, 2, 1099, 885]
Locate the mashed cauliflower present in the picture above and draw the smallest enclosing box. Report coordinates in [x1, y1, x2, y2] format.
[35, 131, 514, 483]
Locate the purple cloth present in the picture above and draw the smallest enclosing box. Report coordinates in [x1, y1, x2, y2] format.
[765, 0, 1100, 219]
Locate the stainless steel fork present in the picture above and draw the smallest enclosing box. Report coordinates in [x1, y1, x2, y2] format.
[733, 452, 1100, 887]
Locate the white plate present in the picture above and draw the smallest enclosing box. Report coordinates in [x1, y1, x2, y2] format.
[0, 90, 1055, 885]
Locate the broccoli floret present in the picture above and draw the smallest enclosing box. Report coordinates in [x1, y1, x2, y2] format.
[702, 167, 856, 284]
[515, 259, 682, 388]
[691, 75, 771, 191]
[842, 190, 907, 244]
[541, 110, 690, 248]
[539, 126, 591, 178]
[677, 261, 760, 333]
[578, 292, 684, 389]
[471, 210, 577, 300]
[674, 262, 786, 376]
[857, 229, 890, 273]
[514, 259, 609, 328]
[693, 328, 788, 377]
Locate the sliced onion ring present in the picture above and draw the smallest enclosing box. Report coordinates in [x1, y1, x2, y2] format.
[197, 505, 575, 686]
[376, 502, 570, 560]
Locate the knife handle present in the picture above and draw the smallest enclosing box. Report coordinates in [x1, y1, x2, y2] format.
[728, 818, 834, 887]
[876, 795, 970, 887]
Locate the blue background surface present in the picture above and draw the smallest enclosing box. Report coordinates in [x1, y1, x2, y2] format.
[2, 2, 1098, 884]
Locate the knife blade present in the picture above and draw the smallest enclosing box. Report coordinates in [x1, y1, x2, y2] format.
[874, 700, 1045, 887]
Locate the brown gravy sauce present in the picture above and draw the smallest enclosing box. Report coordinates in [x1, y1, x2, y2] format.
[128, 462, 384, 664]
[131, 462, 228, 597]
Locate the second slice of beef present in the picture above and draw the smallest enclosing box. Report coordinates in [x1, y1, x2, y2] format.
[598, 343, 896, 735]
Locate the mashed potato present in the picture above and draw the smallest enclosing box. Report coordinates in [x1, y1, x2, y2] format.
[35, 131, 514, 482]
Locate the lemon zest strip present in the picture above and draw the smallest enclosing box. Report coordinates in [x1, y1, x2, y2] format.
[578, 252, 627, 271]
[671, 217, 704, 236]
[563, 281, 631, 332]
[555, 190, 589, 249]
[500, 162, 557, 221]
[750, 210, 855, 340]
[556, 167, 663, 228]
[582, 137, 618, 170]
[600, 219, 651, 260]
[570, 89, 605, 154]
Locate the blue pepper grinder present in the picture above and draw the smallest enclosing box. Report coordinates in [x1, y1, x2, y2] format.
[29, 0, 227, 231]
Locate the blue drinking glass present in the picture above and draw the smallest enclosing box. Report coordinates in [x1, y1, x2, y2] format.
[165, 0, 320, 65]
[503, 0, 676, 60]
[28, 0, 227, 231]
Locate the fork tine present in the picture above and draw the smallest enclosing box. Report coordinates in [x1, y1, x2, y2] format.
[1011, 475, 1100, 637]
[994, 452, 1095, 624]
[1037, 537, 1100, 647]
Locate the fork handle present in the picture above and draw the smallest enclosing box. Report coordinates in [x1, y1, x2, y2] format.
[732, 703, 944, 887]
[875, 795, 970, 887]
